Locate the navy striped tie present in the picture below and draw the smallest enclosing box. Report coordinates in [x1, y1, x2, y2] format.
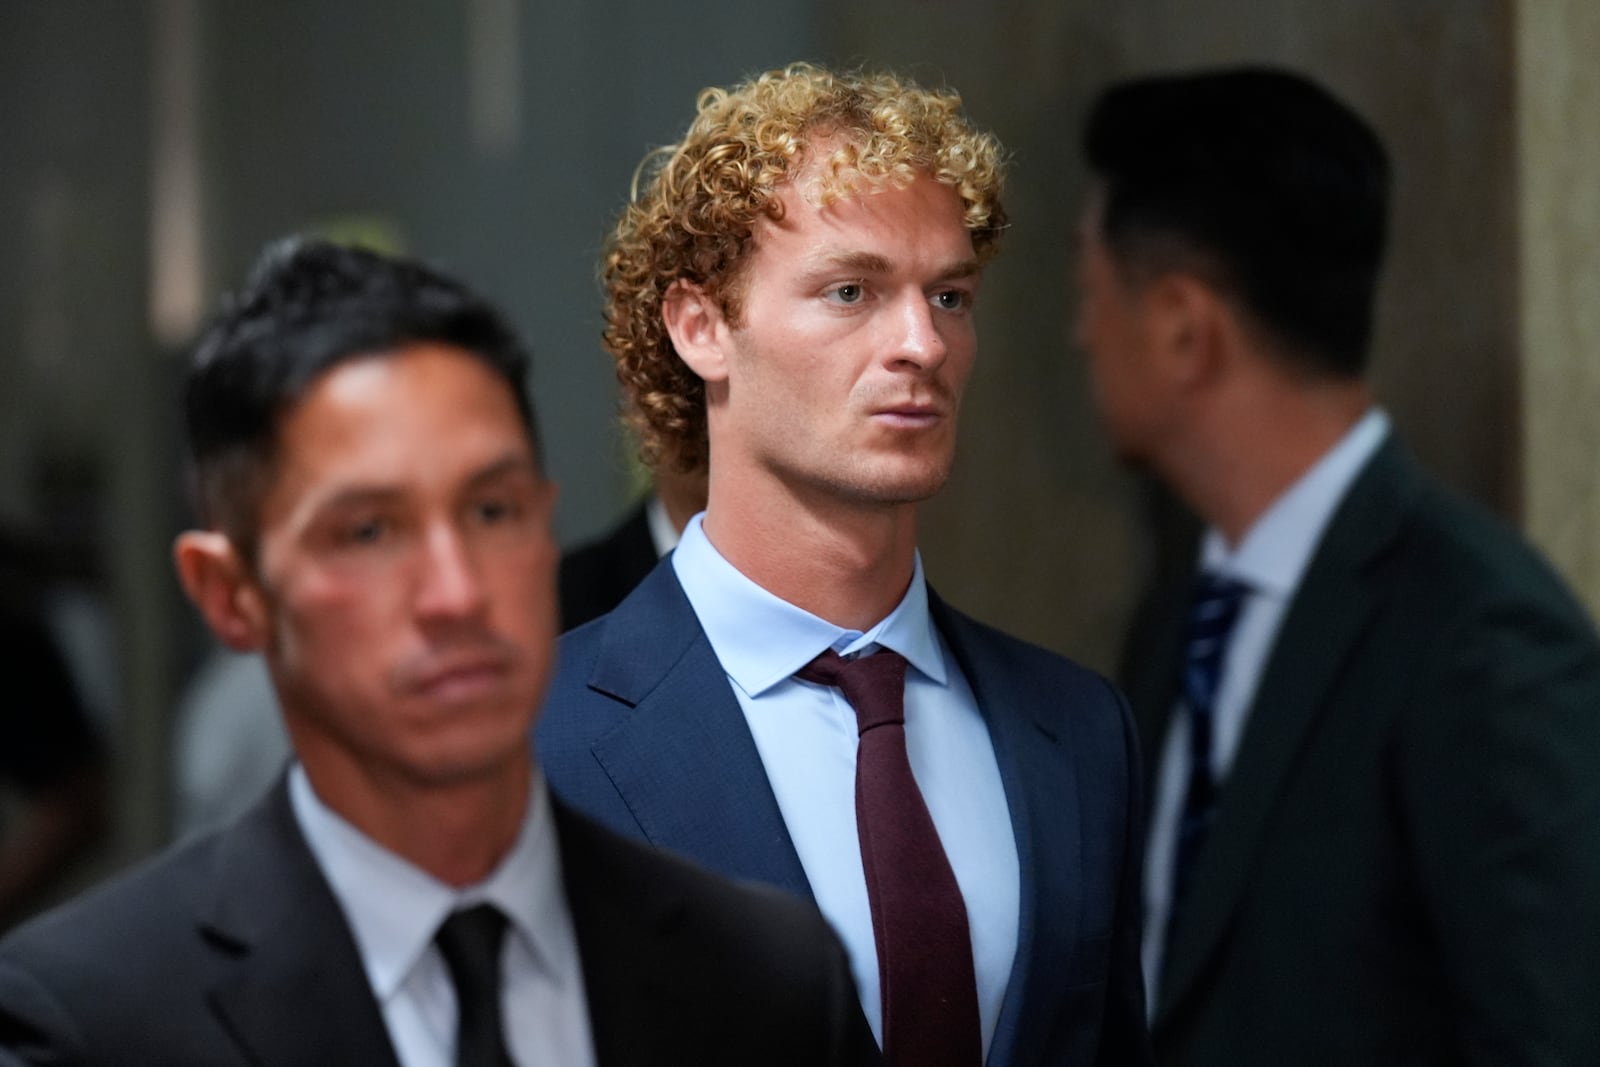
[1167, 572, 1249, 949]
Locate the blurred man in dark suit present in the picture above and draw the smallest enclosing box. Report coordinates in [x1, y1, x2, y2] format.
[1080, 66, 1600, 1066]
[559, 467, 705, 630]
[0, 239, 873, 1066]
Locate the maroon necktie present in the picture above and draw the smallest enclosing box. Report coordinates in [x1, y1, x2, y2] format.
[796, 648, 982, 1067]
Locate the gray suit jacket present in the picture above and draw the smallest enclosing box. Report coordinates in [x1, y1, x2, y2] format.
[0, 777, 877, 1065]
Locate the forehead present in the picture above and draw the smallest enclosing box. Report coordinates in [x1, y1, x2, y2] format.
[752, 146, 974, 267]
[265, 343, 536, 506]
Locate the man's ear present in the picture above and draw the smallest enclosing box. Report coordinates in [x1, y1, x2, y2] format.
[172, 531, 270, 652]
[1146, 273, 1230, 389]
[661, 279, 730, 384]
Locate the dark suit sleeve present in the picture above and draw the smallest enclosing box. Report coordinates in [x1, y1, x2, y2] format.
[821, 928, 883, 1066]
[0, 954, 86, 1063]
[1097, 684, 1155, 1066]
[1396, 597, 1600, 1063]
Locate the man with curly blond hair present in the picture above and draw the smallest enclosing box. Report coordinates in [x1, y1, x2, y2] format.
[541, 63, 1151, 1067]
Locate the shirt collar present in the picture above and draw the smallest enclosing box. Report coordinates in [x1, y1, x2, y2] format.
[670, 512, 948, 696]
[644, 493, 680, 558]
[1201, 407, 1390, 596]
[288, 763, 572, 1001]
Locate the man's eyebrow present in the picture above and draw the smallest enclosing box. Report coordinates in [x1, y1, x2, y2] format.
[314, 485, 403, 514]
[936, 258, 982, 282]
[462, 452, 541, 490]
[310, 453, 539, 515]
[803, 250, 982, 282]
[807, 250, 894, 276]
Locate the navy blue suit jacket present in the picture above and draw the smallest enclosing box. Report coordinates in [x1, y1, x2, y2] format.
[540, 560, 1152, 1067]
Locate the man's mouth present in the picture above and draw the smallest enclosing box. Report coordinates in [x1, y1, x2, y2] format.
[402, 649, 515, 703]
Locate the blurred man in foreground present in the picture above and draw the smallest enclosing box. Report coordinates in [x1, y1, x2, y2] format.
[0, 239, 873, 1066]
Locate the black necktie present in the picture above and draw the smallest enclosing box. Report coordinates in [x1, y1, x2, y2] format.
[1167, 573, 1250, 950]
[797, 648, 981, 1067]
[435, 904, 516, 1067]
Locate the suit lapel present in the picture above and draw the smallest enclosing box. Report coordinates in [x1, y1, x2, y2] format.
[931, 596, 1079, 1067]
[584, 563, 812, 896]
[555, 800, 693, 1064]
[201, 780, 402, 1067]
[1157, 441, 1416, 1020]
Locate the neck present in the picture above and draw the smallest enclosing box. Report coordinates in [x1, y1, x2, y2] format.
[700, 476, 920, 632]
[296, 746, 532, 887]
[1162, 377, 1371, 547]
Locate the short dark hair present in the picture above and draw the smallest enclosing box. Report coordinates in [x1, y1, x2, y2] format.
[1083, 66, 1390, 378]
[183, 238, 539, 556]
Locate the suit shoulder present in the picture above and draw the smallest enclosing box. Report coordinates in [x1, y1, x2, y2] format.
[0, 831, 220, 1009]
[1392, 475, 1594, 629]
[3, 831, 216, 953]
[939, 601, 1127, 708]
[555, 802, 848, 989]
[935, 602, 1137, 775]
[559, 801, 821, 924]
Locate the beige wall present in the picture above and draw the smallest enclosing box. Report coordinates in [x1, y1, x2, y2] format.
[823, 1, 1529, 670]
[1518, 0, 1600, 618]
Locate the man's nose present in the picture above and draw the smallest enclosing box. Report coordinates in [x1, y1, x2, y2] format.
[887, 293, 949, 370]
[413, 524, 487, 622]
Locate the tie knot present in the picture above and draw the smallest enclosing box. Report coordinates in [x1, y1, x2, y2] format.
[435, 903, 508, 1002]
[1186, 574, 1249, 647]
[796, 648, 909, 734]
[1182, 573, 1249, 713]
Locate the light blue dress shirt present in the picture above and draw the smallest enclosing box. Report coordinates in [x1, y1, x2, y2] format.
[672, 514, 1020, 1055]
[290, 765, 595, 1067]
[1142, 407, 1391, 1008]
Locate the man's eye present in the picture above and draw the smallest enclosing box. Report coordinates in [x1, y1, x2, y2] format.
[933, 289, 969, 311]
[345, 518, 389, 545]
[475, 498, 513, 523]
[826, 282, 865, 305]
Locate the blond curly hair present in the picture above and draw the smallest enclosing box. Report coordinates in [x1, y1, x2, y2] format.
[602, 62, 1009, 473]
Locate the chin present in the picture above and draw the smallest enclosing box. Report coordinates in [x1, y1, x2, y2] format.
[403, 741, 530, 790]
[845, 466, 952, 505]
[407, 708, 535, 779]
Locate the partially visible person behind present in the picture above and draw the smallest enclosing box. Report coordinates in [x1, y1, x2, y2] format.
[169, 648, 285, 840]
[559, 466, 707, 630]
[1078, 66, 1600, 1065]
[542, 62, 1150, 1067]
[0, 239, 874, 1066]
[0, 528, 107, 933]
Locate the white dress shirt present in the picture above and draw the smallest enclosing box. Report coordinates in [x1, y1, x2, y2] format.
[289, 765, 595, 1067]
[672, 515, 1019, 1056]
[1142, 408, 1391, 1007]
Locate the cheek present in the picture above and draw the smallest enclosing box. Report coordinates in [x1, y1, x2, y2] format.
[492, 542, 560, 631]
[276, 572, 397, 668]
[944, 322, 978, 379]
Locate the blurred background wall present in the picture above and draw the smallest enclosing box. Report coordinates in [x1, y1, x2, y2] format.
[1, 0, 1595, 886]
